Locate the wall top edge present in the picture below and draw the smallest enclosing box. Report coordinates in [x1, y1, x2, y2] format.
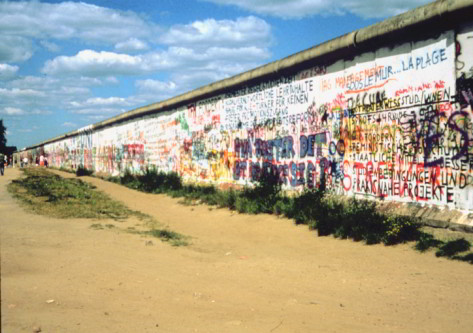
[22, 0, 473, 152]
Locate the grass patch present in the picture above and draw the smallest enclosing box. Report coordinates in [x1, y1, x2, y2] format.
[126, 227, 188, 246]
[9, 168, 189, 247]
[76, 165, 94, 177]
[8, 168, 136, 220]
[9, 168, 188, 247]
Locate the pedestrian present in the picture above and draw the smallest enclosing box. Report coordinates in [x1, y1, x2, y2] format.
[0, 152, 5, 176]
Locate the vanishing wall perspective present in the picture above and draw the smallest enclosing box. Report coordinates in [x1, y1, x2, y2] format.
[20, 24, 473, 211]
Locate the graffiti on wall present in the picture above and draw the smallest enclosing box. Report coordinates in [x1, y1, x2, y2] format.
[37, 30, 472, 211]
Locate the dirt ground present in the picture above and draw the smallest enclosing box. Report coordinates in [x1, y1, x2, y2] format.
[1, 167, 473, 333]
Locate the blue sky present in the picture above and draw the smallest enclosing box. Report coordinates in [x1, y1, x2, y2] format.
[0, 0, 430, 149]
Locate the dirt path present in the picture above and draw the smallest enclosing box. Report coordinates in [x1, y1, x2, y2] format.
[1, 168, 473, 333]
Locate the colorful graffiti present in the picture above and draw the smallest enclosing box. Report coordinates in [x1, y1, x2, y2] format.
[30, 29, 472, 211]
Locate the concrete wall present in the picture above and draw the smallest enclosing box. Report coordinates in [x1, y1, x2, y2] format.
[18, 3, 473, 215]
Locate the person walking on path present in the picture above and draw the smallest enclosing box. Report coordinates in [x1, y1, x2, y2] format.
[0, 152, 5, 176]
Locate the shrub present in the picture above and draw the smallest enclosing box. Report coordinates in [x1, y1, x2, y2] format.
[312, 194, 345, 236]
[76, 165, 94, 177]
[236, 170, 282, 214]
[273, 196, 293, 216]
[120, 168, 137, 186]
[381, 215, 420, 245]
[215, 188, 237, 210]
[284, 188, 324, 224]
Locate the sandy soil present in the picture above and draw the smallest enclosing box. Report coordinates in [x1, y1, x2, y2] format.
[1, 167, 473, 333]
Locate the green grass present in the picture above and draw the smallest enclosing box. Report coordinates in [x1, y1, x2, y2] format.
[76, 165, 94, 177]
[125, 227, 188, 246]
[8, 168, 135, 220]
[8, 168, 188, 246]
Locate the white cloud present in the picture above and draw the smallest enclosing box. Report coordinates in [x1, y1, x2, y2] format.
[0, 64, 19, 80]
[0, 1, 161, 44]
[41, 42, 269, 78]
[160, 16, 271, 48]
[0, 36, 33, 62]
[203, 0, 431, 19]
[72, 107, 127, 115]
[68, 96, 137, 117]
[135, 79, 177, 92]
[62, 122, 77, 127]
[0, 76, 91, 120]
[0, 87, 46, 99]
[0, 106, 52, 116]
[134, 79, 179, 103]
[115, 38, 149, 52]
[42, 50, 154, 77]
[1, 107, 26, 115]
[71, 96, 131, 108]
[30, 109, 53, 115]
[87, 115, 107, 121]
[40, 40, 61, 52]
[172, 71, 228, 90]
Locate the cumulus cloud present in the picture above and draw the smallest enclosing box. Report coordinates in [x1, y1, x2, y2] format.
[0, 64, 19, 80]
[115, 38, 149, 52]
[1, 107, 27, 115]
[134, 79, 179, 103]
[0, 36, 33, 62]
[136, 79, 177, 92]
[203, 0, 431, 19]
[0, 87, 46, 99]
[70, 96, 132, 108]
[86, 115, 107, 121]
[160, 16, 271, 47]
[42, 42, 270, 78]
[42, 50, 150, 77]
[40, 40, 61, 53]
[0, 76, 92, 121]
[71, 107, 127, 115]
[0, 1, 160, 45]
[67, 96, 137, 117]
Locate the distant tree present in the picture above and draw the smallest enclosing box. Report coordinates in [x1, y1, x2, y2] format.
[0, 119, 6, 152]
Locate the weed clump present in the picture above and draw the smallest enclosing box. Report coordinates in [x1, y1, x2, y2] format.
[8, 168, 135, 220]
[76, 165, 94, 177]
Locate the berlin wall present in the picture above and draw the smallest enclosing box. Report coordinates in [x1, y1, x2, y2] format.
[18, 2, 473, 213]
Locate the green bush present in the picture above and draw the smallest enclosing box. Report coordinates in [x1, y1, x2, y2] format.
[284, 188, 324, 224]
[120, 168, 137, 187]
[311, 194, 345, 236]
[381, 215, 420, 245]
[215, 188, 237, 210]
[76, 165, 94, 177]
[235, 171, 282, 214]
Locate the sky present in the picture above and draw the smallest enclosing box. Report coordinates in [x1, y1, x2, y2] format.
[0, 0, 431, 150]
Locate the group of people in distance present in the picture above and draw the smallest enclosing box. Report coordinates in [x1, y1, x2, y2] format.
[0, 154, 48, 176]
